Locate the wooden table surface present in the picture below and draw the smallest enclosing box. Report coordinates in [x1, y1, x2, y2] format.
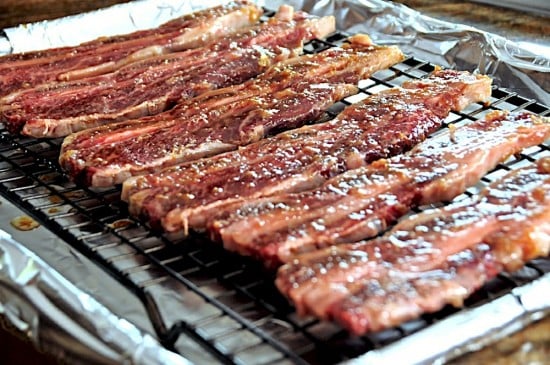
[0, 1, 548, 364]
[0, 0, 130, 29]
[393, 0, 550, 45]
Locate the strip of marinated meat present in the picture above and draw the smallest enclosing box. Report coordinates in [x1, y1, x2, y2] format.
[480, 159, 550, 272]
[5, 6, 334, 137]
[212, 111, 550, 267]
[60, 35, 401, 187]
[0, 1, 262, 96]
[124, 69, 489, 232]
[330, 244, 502, 335]
[276, 157, 550, 334]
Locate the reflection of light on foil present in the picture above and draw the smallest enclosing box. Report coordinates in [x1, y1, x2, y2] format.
[0, 229, 191, 365]
[517, 41, 550, 61]
[3, 0, 193, 53]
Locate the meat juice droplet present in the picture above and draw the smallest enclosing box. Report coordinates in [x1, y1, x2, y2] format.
[48, 207, 60, 214]
[108, 219, 132, 229]
[11, 215, 40, 231]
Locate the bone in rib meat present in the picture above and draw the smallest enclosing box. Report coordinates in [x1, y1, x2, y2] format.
[60, 34, 402, 187]
[4, 6, 334, 137]
[123, 69, 490, 234]
[276, 156, 550, 334]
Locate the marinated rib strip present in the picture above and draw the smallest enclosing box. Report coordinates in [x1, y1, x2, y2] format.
[275, 157, 550, 334]
[480, 162, 550, 272]
[0, 1, 262, 97]
[124, 68, 484, 232]
[5, 7, 333, 137]
[60, 35, 401, 187]
[331, 244, 502, 335]
[212, 111, 550, 266]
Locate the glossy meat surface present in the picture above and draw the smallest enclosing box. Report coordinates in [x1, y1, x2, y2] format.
[276, 157, 550, 334]
[125, 69, 489, 234]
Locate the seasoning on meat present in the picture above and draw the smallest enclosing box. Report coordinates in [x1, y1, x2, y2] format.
[275, 156, 550, 335]
[0, 1, 262, 97]
[211, 110, 550, 267]
[4, 6, 335, 137]
[127, 69, 490, 234]
[60, 35, 403, 187]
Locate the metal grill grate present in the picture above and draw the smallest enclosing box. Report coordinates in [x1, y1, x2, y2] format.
[0, 29, 549, 364]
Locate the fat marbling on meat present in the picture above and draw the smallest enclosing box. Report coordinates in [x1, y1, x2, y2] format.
[4, 5, 333, 137]
[0, 1, 262, 97]
[60, 34, 402, 187]
[212, 111, 550, 267]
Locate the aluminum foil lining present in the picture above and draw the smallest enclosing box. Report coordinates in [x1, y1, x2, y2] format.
[0, 0, 192, 53]
[263, 0, 550, 105]
[0, 228, 190, 365]
[0, 0, 549, 364]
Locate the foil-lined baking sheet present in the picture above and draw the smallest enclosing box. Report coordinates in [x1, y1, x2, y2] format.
[0, 225, 190, 364]
[0, 198, 200, 364]
[0, 1, 549, 364]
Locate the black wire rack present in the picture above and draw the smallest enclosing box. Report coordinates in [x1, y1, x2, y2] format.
[0, 27, 549, 364]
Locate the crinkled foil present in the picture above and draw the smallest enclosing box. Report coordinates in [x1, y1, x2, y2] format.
[0, 228, 190, 365]
[0, 194, 195, 364]
[260, 0, 550, 105]
[0, 0, 549, 364]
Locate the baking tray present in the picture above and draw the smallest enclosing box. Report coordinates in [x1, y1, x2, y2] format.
[0, 1, 549, 364]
